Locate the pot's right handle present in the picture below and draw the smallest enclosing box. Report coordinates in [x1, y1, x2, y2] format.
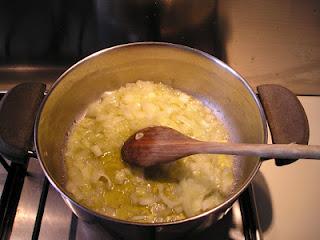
[0, 82, 46, 164]
[257, 84, 309, 166]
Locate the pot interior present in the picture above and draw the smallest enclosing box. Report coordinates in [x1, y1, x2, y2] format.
[36, 43, 266, 221]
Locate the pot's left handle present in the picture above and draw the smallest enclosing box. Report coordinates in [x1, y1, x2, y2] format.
[0, 82, 46, 164]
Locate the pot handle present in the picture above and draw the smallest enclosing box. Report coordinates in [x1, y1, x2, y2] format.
[0, 82, 46, 164]
[257, 84, 309, 166]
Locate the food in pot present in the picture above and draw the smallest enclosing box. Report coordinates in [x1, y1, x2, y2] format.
[64, 81, 234, 223]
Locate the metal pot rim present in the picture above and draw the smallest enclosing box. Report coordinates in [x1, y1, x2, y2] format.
[34, 41, 267, 226]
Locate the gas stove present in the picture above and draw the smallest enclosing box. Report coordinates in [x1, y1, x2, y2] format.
[1, 1, 319, 239]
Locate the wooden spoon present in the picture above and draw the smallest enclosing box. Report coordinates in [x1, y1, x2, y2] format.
[121, 126, 320, 167]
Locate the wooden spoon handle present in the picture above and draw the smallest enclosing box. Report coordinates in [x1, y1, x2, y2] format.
[190, 142, 320, 160]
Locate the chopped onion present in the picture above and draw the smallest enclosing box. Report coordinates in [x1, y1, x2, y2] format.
[138, 196, 156, 206]
[115, 170, 128, 184]
[102, 207, 116, 217]
[202, 196, 216, 211]
[174, 206, 183, 214]
[130, 193, 139, 204]
[158, 185, 181, 208]
[98, 173, 112, 189]
[91, 145, 102, 157]
[65, 81, 234, 222]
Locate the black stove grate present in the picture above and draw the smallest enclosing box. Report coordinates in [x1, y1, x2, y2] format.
[0, 157, 10, 173]
[31, 178, 49, 240]
[0, 156, 28, 240]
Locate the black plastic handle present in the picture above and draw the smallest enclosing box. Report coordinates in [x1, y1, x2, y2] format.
[0, 82, 46, 164]
[257, 84, 309, 166]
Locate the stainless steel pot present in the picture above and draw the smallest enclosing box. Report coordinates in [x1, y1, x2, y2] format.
[0, 42, 309, 240]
